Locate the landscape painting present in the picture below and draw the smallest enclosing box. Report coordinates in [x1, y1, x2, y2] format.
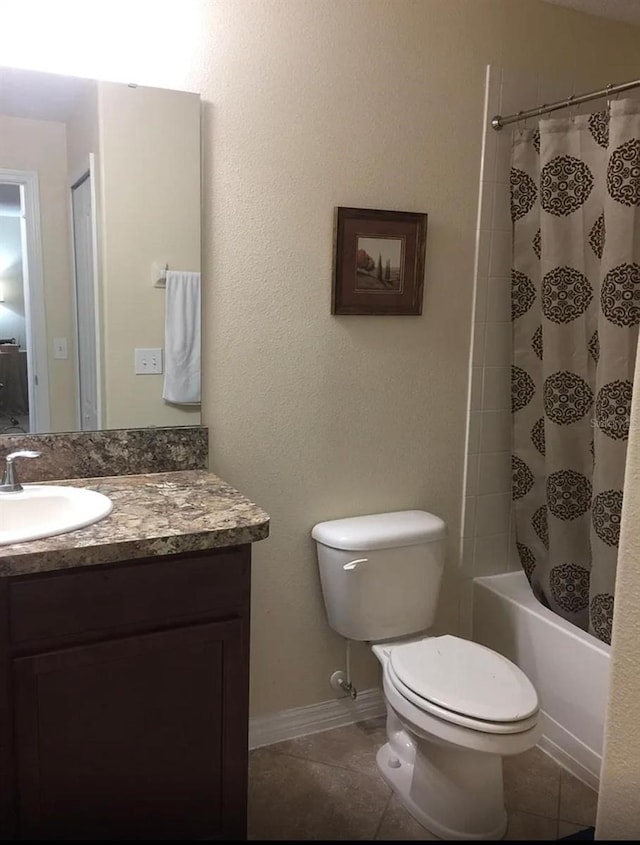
[355, 235, 404, 293]
[331, 206, 428, 316]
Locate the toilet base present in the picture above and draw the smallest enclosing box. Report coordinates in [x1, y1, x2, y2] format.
[376, 741, 508, 841]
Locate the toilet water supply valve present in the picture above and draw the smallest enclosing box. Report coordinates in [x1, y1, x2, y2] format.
[329, 639, 357, 699]
[327, 560, 368, 698]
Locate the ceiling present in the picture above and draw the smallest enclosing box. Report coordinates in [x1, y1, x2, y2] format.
[544, 0, 640, 25]
[0, 66, 93, 123]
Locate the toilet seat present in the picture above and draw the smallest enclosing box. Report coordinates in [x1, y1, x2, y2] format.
[381, 658, 541, 757]
[387, 662, 539, 735]
[387, 635, 539, 734]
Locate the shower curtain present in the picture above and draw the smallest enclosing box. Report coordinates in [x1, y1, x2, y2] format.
[510, 99, 640, 645]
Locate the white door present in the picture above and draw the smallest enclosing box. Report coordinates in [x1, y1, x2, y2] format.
[71, 174, 99, 430]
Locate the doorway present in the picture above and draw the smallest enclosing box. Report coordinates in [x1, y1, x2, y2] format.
[0, 169, 50, 432]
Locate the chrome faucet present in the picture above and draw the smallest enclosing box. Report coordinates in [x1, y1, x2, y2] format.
[0, 450, 41, 494]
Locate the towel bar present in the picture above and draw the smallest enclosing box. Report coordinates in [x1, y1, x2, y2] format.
[152, 262, 169, 288]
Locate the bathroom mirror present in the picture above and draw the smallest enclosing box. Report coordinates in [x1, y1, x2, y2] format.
[0, 66, 201, 435]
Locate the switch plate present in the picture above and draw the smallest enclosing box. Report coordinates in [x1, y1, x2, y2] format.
[53, 337, 68, 359]
[134, 347, 163, 374]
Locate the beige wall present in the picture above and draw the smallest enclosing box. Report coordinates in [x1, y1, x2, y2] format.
[0, 115, 76, 431]
[596, 335, 640, 838]
[178, 0, 640, 717]
[97, 82, 201, 429]
[3, 1, 640, 724]
[66, 81, 99, 184]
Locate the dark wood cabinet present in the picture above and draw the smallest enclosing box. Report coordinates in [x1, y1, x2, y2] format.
[0, 546, 252, 840]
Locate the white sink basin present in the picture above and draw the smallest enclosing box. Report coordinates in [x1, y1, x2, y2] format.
[0, 485, 113, 546]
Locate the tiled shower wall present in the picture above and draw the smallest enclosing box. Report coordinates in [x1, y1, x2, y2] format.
[459, 65, 586, 636]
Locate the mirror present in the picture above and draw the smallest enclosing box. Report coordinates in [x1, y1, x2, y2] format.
[0, 66, 201, 435]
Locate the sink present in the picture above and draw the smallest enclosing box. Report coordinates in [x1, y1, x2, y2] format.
[0, 485, 113, 546]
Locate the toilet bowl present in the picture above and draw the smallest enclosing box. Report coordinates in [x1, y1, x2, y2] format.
[312, 510, 541, 840]
[372, 635, 540, 840]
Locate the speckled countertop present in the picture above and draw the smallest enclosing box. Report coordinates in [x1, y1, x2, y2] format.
[0, 470, 270, 577]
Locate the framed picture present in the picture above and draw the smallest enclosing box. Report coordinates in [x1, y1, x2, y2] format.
[331, 206, 428, 315]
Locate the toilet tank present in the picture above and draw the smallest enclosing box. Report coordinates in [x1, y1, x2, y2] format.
[312, 510, 447, 642]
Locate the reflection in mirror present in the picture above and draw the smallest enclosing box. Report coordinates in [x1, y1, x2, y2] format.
[0, 67, 201, 435]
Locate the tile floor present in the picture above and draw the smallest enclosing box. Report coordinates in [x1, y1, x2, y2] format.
[248, 718, 598, 840]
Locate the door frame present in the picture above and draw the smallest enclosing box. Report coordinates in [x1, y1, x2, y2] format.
[0, 168, 50, 432]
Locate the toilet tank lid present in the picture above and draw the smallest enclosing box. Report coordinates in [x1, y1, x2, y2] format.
[311, 510, 447, 551]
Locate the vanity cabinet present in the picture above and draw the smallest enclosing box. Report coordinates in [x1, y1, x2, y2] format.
[0, 546, 252, 841]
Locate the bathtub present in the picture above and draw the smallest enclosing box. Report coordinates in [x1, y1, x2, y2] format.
[472, 570, 610, 789]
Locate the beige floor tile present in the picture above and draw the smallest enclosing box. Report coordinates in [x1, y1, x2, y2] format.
[558, 819, 591, 837]
[248, 746, 391, 840]
[375, 795, 440, 841]
[251, 725, 571, 840]
[505, 810, 558, 840]
[558, 769, 598, 828]
[503, 746, 561, 819]
[266, 717, 387, 776]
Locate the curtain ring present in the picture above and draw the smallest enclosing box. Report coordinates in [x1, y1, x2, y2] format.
[605, 83, 617, 111]
[516, 109, 525, 135]
[567, 93, 576, 122]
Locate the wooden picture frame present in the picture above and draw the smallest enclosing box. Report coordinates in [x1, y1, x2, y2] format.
[331, 206, 428, 315]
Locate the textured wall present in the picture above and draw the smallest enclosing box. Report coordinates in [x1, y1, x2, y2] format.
[182, 0, 640, 717]
[596, 332, 640, 838]
[3, 0, 640, 719]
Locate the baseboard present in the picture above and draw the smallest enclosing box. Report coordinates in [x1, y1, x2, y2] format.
[249, 687, 386, 750]
[538, 711, 601, 791]
[249, 690, 602, 792]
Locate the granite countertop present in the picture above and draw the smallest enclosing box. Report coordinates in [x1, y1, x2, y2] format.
[0, 470, 270, 577]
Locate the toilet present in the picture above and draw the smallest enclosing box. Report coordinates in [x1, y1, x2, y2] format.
[311, 510, 541, 841]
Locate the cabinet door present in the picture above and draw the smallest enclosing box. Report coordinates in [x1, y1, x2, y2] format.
[13, 619, 247, 841]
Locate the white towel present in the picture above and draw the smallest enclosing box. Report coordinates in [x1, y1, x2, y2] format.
[162, 270, 201, 405]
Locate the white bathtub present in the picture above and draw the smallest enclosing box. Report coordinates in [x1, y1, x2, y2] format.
[472, 570, 610, 789]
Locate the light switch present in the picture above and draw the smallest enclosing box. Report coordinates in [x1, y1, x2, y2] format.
[134, 347, 163, 374]
[53, 337, 68, 359]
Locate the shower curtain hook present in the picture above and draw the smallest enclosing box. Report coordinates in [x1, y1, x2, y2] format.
[537, 104, 547, 127]
[516, 109, 525, 134]
[567, 93, 576, 122]
[606, 83, 613, 109]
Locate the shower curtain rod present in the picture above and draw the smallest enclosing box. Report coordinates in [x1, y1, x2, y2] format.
[491, 77, 640, 130]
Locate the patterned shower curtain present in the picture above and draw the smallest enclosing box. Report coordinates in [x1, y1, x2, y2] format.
[510, 99, 640, 645]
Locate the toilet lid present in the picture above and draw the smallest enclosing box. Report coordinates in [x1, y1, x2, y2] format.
[386, 663, 540, 734]
[389, 635, 538, 723]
